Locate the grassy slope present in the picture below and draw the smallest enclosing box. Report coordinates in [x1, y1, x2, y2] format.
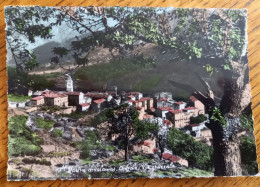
[8, 94, 31, 102]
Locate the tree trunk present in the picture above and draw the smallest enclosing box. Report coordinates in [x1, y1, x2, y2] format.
[125, 144, 129, 162]
[214, 140, 242, 176]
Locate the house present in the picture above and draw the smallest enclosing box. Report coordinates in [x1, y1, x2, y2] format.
[136, 106, 145, 120]
[173, 102, 186, 110]
[166, 109, 191, 128]
[44, 93, 68, 107]
[154, 92, 173, 100]
[30, 96, 44, 106]
[77, 103, 90, 112]
[133, 138, 156, 154]
[67, 92, 85, 106]
[155, 107, 173, 119]
[190, 96, 205, 114]
[139, 97, 154, 110]
[162, 153, 188, 167]
[156, 97, 173, 108]
[128, 100, 142, 108]
[126, 92, 143, 100]
[92, 98, 106, 113]
[163, 119, 173, 127]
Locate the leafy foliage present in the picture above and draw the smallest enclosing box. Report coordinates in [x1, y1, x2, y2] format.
[240, 135, 258, 175]
[190, 114, 207, 124]
[8, 94, 31, 102]
[52, 129, 63, 138]
[210, 107, 227, 127]
[35, 117, 55, 130]
[8, 115, 42, 156]
[167, 128, 213, 171]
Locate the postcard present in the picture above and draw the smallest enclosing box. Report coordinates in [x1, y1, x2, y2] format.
[4, 6, 258, 180]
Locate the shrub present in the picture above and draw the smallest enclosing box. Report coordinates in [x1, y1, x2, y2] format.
[22, 158, 51, 166]
[240, 135, 258, 175]
[7, 170, 19, 179]
[36, 117, 55, 130]
[190, 114, 207, 124]
[132, 155, 152, 163]
[167, 128, 213, 171]
[52, 129, 63, 138]
[8, 116, 42, 156]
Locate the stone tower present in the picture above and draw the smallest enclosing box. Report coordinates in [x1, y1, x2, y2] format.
[66, 75, 73, 92]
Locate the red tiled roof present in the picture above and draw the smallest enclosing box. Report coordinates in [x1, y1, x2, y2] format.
[31, 96, 44, 101]
[158, 107, 173, 111]
[67, 92, 81, 95]
[188, 123, 199, 127]
[139, 97, 152, 101]
[80, 103, 90, 107]
[85, 93, 108, 99]
[183, 107, 196, 110]
[163, 119, 172, 125]
[169, 109, 182, 114]
[93, 98, 105, 104]
[162, 153, 180, 162]
[44, 93, 67, 98]
[128, 95, 134, 98]
[158, 98, 167, 102]
[135, 106, 142, 110]
[127, 92, 141, 95]
[44, 94, 60, 98]
[144, 114, 153, 118]
[175, 102, 184, 105]
[190, 96, 198, 102]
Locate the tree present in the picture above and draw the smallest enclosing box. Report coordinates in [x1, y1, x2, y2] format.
[106, 106, 138, 161]
[5, 6, 251, 176]
[106, 105, 158, 161]
[190, 114, 207, 124]
[167, 128, 213, 171]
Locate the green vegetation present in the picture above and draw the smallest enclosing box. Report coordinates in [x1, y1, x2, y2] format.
[60, 111, 87, 119]
[134, 120, 158, 141]
[8, 94, 31, 102]
[240, 114, 254, 131]
[90, 109, 110, 127]
[167, 128, 213, 171]
[47, 151, 72, 157]
[133, 74, 163, 92]
[154, 168, 213, 178]
[8, 115, 42, 156]
[75, 58, 153, 82]
[7, 170, 19, 179]
[35, 117, 55, 130]
[22, 158, 51, 166]
[240, 135, 258, 175]
[132, 155, 152, 163]
[109, 159, 125, 166]
[190, 114, 207, 124]
[52, 129, 63, 138]
[78, 130, 101, 159]
[103, 145, 117, 151]
[8, 66, 56, 92]
[40, 105, 64, 112]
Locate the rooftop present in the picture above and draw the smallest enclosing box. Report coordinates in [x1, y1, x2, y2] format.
[80, 103, 90, 107]
[158, 107, 173, 111]
[93, 98, 105, 104]
[169, 109, 182, 114]
[31, 96, 44, 101]
[162, 153, 180, 162]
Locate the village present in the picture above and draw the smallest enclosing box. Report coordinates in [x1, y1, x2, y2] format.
[8, 74, 213, 171]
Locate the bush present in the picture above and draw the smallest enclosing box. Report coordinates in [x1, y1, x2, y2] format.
[240, 135, 258, 175]
[52, 129, 63, 138]
[132, 155, 152, 163]
[36, 117, 55, 130]
[8, 94, 31, 102]
[190, 114, 207, 124]
[22, 158, 51, 166]
[7, 170, 19, 179]
[167, 128, 213, 171]
[8, 116, 42, 156]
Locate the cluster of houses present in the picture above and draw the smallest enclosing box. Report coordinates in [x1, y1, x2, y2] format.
[9, 75, 213, 167]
